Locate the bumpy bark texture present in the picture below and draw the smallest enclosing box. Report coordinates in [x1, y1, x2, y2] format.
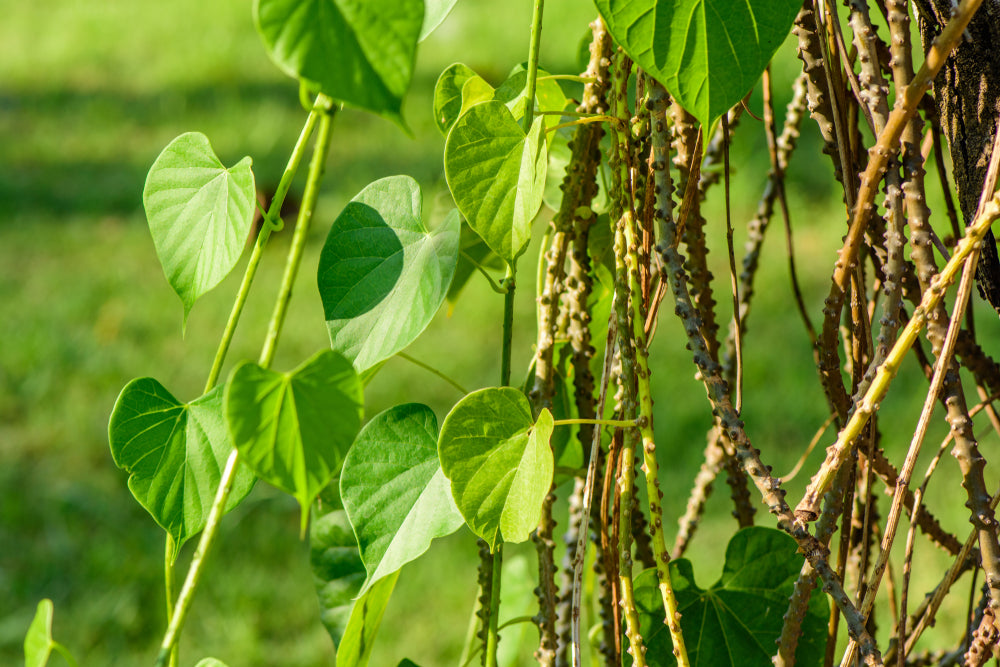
[915, 0, 1000, 313]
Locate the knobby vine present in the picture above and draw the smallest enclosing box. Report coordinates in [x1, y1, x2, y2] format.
[23, 0, 1000, 667]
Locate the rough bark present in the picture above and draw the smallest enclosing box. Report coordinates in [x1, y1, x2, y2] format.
[915, 0, 1000, 312]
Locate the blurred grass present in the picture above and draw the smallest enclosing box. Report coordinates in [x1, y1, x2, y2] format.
[3, 0, 1000, 665]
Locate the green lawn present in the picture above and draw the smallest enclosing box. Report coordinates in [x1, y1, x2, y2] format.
[3, 1, 999, 665]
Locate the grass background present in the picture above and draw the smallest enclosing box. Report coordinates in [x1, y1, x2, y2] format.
[3, 1, 1000, 665]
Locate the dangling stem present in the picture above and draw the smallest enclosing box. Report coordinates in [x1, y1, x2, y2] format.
[153, 98, 336, 667]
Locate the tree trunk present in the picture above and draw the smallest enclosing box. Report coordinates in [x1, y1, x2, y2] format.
[914, 0, 1000, 313]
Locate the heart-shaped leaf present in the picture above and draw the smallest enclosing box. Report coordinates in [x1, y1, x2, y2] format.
[142, 132, 255, 325]
[438, 387, 554, 551]
[254, 0, 423, 125]
[226, 349, 363, 532]
[109, 378, 256, 550]
[594, 0, 801, 128]
[632, 527, 828, 666]
[341, 403, 464, 595]
[445, 102, 547, 267]
[419, 0, 458, 41]
[318, 176, 459, 372]
[24, 600, 77, 667]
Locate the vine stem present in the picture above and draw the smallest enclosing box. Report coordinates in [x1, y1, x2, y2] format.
[798, 191, 1000, 514]
[623, 213, 690, 666]
[157, 101, 323, 667]
[203, 102, 324, 392]
[153, 98, 336, 667]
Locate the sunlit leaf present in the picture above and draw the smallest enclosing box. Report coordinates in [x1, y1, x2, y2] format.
[433, 63, 484, 136]
[24, 600, 77, 667]
[226, 349, 363, 532]
[142, 132, 255, 325]
[420, 0, 458, 41]
[318, 176, 459, 371]
[341, 403, 464, 595]
[444, 102, 547, 266]
[254, 0, 423, 125]
[594, 0, 801, 127]
[109, 379, 256, 551]
[438, 387, 554, 550]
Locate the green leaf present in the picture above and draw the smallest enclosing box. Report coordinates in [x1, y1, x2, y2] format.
[593, 0, 801, 128]
[632, 527, 828, 667]
[445, 102, 547, 267]
[341, 403, 464, 595]
[24, 600, 77, 667]
[336, 571, 399, 667]
[194, 660, 229, 667]
[226, 349, 363, 532]
[438, 387, 554, 551]
[419, 0, 458, 41]
[108, 379, 256, 551]
[433, 63, 485, 136]
[318, 176, 460, 372]
[311, 501, 367, 647]
[397, 661, 422, 667]
[142, 132, 255, 325]
[254, 0, 423, 125]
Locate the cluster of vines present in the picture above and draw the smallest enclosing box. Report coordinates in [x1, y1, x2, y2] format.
[23, 0, 1000, 666]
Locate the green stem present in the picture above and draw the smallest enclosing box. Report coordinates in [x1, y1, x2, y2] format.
[545, 115, 619, 135]
[203, 102, 323, 392]
[51, 642, 80, 667]
[484, 544, 504, 667]
[163, 536, 177, 667]
[259, 101, 337, 368]
[154, 450, 241, 667]
[397, 352, 469, 395]
[521, 0, 544, 134]
[536, 74, 596, 84]
[500, 269, 516, 388]
[460, 250, 506, 294]
[154, 97, 336, 667]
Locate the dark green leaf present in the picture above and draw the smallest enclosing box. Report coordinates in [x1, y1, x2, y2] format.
[593, 0, 801, 127]
[438, 387, 554, 550]
[142, 132, 255, 324]
[444, 102, 547, 266]
[318, 176, 459, 371]
[632, 527, 828, 667]
[226, 350, 363, 532]
[108, 379, 256, 550]
[341, 403, 464, 595]
[254, 0, 423, 124]
[311, 501, 366, 647]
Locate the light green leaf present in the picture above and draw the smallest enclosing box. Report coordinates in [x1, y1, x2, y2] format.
[318, 176, 459, 372]
[445, 102, 547, 267]
[108, 379, 256, 551]
[433, 63, 486, 136]
[419, 0, 458, 41]
[593, 0, 801, 128]
[311, 500, 367, 647]
[254, 0, 423, 125]
[337, 572, 399, 667]
[24, 600, 77, 667]
[194, 660, 229, 667]
[632, 527, 828, 667]
[437, 387, 554, 551]
[341, 404, 464, 595]
[142, 132, 255, 325]
[226, 349, 363, 532]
